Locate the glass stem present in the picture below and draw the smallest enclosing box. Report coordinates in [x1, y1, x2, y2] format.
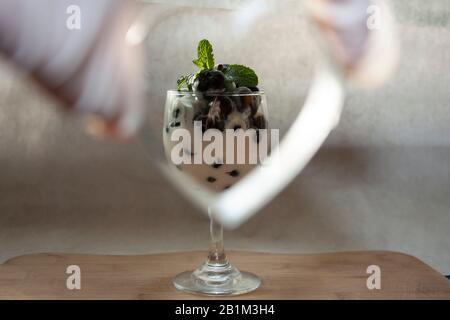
[207, 209, 228, 266]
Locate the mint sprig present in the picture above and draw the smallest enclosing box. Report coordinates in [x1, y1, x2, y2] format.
[223, 64, 258, 88]
[192, 39, 215, 70]
[176, 39, 259, 90]
[178, 39, 215, 90]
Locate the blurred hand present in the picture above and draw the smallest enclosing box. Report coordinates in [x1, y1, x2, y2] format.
[0, 0, 146, 140]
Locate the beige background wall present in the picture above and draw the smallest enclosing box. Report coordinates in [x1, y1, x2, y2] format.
[1, 0, 449, 273]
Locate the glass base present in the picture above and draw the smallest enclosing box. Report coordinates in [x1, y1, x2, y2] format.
[172, 260, 261, 296]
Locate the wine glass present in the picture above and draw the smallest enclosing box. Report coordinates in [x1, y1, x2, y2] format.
[163, 90, 269, 295]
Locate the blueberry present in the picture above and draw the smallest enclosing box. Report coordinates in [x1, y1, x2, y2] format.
[251, 95, 261, 115]
[206, 99, 225, 131]
[231, 96, 242, 112]
[212, 162, 222, 169]
[216, 64, 230, 72]
[173, 107, 181, 119]
[227, 170, 240, 177]
[236, 87, 260, 115]
[235, 87, 253, 112]
[236, 86, 252, 95]
[253, 113, 267, 129]
[207, 176, 217, 183]
[170, 121, 181, 127]
[217, 96, 233, 117]
[196, 70, 226, 92]
[252, 128, 261, 144]
[248, 86, 259, 92]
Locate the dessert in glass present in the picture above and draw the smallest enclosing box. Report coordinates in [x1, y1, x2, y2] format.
[162, 40, 269, 296]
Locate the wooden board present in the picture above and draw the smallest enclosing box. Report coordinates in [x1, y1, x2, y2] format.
[1, 251, 449, 299]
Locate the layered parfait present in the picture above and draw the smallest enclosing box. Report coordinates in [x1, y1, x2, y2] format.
[163, 40, 268, 192]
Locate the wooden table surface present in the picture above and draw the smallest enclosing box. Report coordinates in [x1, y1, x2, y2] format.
[1, 251, 449, 299]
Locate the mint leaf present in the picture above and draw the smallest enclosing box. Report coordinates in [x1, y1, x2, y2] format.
[193, 39, 215, 70]
[192, 59, 204, 69]
[177, 73, 199, 90]
[177, 75, 188, 90]
[223, 64, 258, 87]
